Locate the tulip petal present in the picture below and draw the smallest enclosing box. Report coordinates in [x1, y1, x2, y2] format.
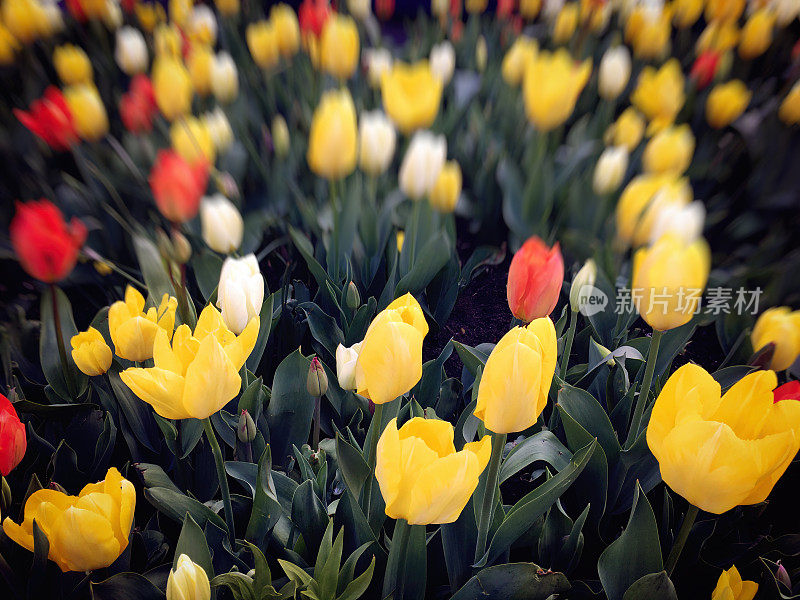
[407, 449, 481, 525]
[357, 320, 423, 405]
[120, 367, 190, 420]
[398, 417, 456, 457]
[182, 335, 241, 419]
[53, 506, 121, 572]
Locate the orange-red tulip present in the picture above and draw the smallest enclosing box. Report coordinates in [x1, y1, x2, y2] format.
[149, 150, 208, 223]
[507, 236, 564, 322]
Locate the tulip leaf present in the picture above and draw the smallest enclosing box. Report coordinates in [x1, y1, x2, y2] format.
[28, 520, 50, 597]
[598, 481, 663, 600]
[450, 562, 571, 600]
[266, 348, 313, 467]
[132, 233, 175, 304]
[394, 230, 452, 297]
[622, 571, 678, 600]
[335, 434, 370, 498]
[300, 302, 345, 358]
[192, 250, 224, 302]
[442, 497, 479, 593]
[211, 572, 257, 600]
[291, 480, 328, 554]
[477, 438, 597, 567]
[144, 486, 227, 532]
[452, 341, 490, 378]
[557, 384, 621, 463]
[174, 513, 214, 578]
[289, 226, 335, 292]
[383, 520, 427, 600]
[107, 370, 160, 453]
[39, 286, 86, 401]
[499, 430, 573, 484]
[246, 291, 276, 372]
[90, 573, 165, 600]
[245, 446, 283, 545]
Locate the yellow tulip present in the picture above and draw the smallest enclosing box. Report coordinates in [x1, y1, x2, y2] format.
[154, 23, 182, 57]
[396, 230, 405, 252]
[520, 0, 541, 18]
[2, 0, 47, 44]
[54, 44, 93, 85]
[376, 417, 491, 524]
[135, 1, 166, 31]
[751, 307, 800, 371]
[187, 44, 214, 96]
[616, 175, 692, 247]
[739, 9, 775, 60]
[2, 468, 135, 572]
[0, 24, 19, 65]
[625, 5, 672, 59]
[466, 0, 488, 13]
[429, 160, 462, 213]
[171, 116, 216, 164]
[779, 82, 800, 125]
[706, 80, 751, 129]
[705, 0, 745, 23]
[672, 0, 703, 28]
[247, 21, 280, 70]
[579, 0, 610, 32]
[523, 49, 591, 132]
[64, 84, 109, 142]
[642, 124, 695, 176]
[605, 107, 646, 151]
[215, 0, 240, 16]
[320, 15, 359, 79]
[502, 36, 537, 87]
[631, 59, 685, 134]
[647, 365, 800, 513]
[169, 0, 193, 28]
[552, 3, 579, 45]
[71, 327, 112, 376]
[632, 233, 710, 331]
[270, 3, 300, 57]
[381, 60, 443, 135]
[109, 286, 178, 362]
[307, 88, 358, 180]
[474, 317, 556, 433]
[152, 56, 193, 121]
[697, 21, 740, 54]
[121, 305, 259, 420]
[355, 294, 429, 405]
[167, 554, 211, 600]
[712, 566, 758, 600]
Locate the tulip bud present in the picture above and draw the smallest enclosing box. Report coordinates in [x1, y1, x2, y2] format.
[115, 26, 148, 75]
[211, 52, 238, 104]
[320, 15, 360, 79]
[649, 200, 705, 245]
[307, 89, 358, 179]
[779, 82, 800, 126]
[203, 107, 234, 154]
[689, 50, 720, 90]
[777, 563, 792, 590]
[348, 0, 371, 20]
[156, 227, 173, 260]
[430, 41, 455, 85]
[773, 0, 800, 27]
[429, 160, 462, 213]
[569, 259, 597, 313]
[507, 236, 565, 322]
[358, 110, 396, 176]
[216, 0, 240, 17]
[0, 394, 26, 477]
[346, 281, 361, 309]
[64, 84, 109, 142]
[751, 307, 800, 371]
[171, 231, 192, 265]
[598, 46, 631, 100]
[49, 481, 68, 494]
[201, 195, 243, 254]
[307, 357, 328, 397]
[336, 342, 362, 390]
[476, 36, 487, 72]
[590, 338, 615, 366]
[70, 327, 113, 376]
[188, 4, 218, 45]
[237, 409, 257, 443]
[167, 554, 211, 600]
[593, 146, 629, 195]
[217, 255, 265, 334]
[706, 80, 751, 130]
[642, 125, 695, 176]
[399, 130, 447, 200]
[272, 115, 290, 158]
[54, 44, 93, 86]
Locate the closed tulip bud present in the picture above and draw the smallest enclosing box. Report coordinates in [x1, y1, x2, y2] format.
[631, 60, 685, 135]
[507, 236, 565, 322]
[109, 286, 178, 361]
[475, 317, 557, 432]
[171, 231, 192, 264]
[272, 114, 290, 158]
[751, 307, 800, 371]
[779, 82, 800, 126]
[364, 47, 392, 88]
[271, 4, 301, 57]
[217, 255, 265, 335]
[0, 394, 26, 477]
[358, 110, 396, 175]
[649, 200, 705, 245]
[476, 36, 488, 72]
[523, 49, 591, 131]
[396, 230, 405, 252]
[642, 124, 694, 176]
[64, 84, 108, 142]
[70, 327, 112, 376]
[54, 44, 92, 85]
[307, 357, 328, 397]
[154, 23, 182, 57]
[2, 468, 134, 571]
[167, 554, 211, 600]
[502, 36, 537, 87]
[569, 259, 597, 312]
[320, 15, 359, 79]
[430, 41, 455, 85]
[115, 26, 148, 75]
[689, 50, 721, 90]
[711, 566, 758, 600]
[121, 305, 259, 420]
[382, 61, 443, 134]
[705, 0, 745, 24]
[355, 294, 428, 404]
[520, 0, 542, 18]
[336, 342, 362, 390]
[156, 227, 173, 260]
[307, 90, 358, 180]
[777, 563, 792, 590]
[605, 107, 645, 151]
[201, 195, 243, 254]
[739, 9, 775, 60]
[632, 233, 710, 331]
[626, 5, 671, 60]
[706, 80, 751, 129]
[247, 20, 280, 70]
[429, 160, 462, 213]
[466, 0, 488, 13]
[346, 281, 361, 309]
[237, 409, 257, 443]
[552, 3, 578, 45]
[2, 0, 48, 43]
[598, 46, 631, 100]
[593, 145, 629, 195]
[150, 150, 209, 224]
[376, 417, 491, 524]
[672, 0, 702, 27]
[399, 130, 447, 200]
[697, 21, 740, 55]
[203, 107, 234, 154]
[152, 56, 193, 121]
[171, 117, 215, 164]
[187, 45, 214, 97]
[648, 365, 800, 514]
[211, 52, 238, 104]
[0, 24, 19, 65]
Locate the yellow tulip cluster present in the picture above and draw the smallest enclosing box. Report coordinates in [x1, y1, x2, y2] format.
[246, 4, 300, 70]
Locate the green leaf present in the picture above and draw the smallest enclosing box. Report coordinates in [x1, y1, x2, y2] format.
[452, 341, 490, 378]
[247, 291, 276, 372]
[245, 446, 283, 544]
[291, 480, 328, 553]
[289, 226, 334, 292]
[39, 286, 86, 401]
[395, 231, 452, 296]
[211, 572, 257, 600]
[242, 540, 273, 594]
[335, 556, 375, 600]
[174, 513, 214, 579]
[133, 233, 174, 301]
[278, 559, 314, 587]
[144, 486, 227, 531]
[335, 434, 370, 499]
[108, 370, 159, 452]
[451, 563, 571, 600]
[622, 572, 678, 600]
[499, 431, 572, 484]
[90, 573, 165, 600]
[28, 521, 50, 598]
[192, 251, 224, 302]
[383, 521, 427, 600]
[300, 303, 345, 358]
[266, 349, 313, 467]
[317, 524, 344, 599]
[557, 384, 621, 463]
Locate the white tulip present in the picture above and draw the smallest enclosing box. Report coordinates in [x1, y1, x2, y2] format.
[203, 107, 234, 153]
[189, 4, 218, 45]
[771, 0, 800, 26]
[431, 0, 448, 17]
[649, 200, 706, 245]
[166, 554, 210, 600]
[336, 342, 362, 390]
[40, 0, 64, 35]
[543, 0, 565, 21]
[399, 130, 447, 200]
[592, 146, 629, 195]
[217, 255, 265, 334]
[201, 195, 243, 254]
[569, 259, 598, 313]
[598, 46, 631, 100]
[430, 41, 455, 85]
[115, 26, 148, 75]
[212, 52, 238, 104]
[358, 111, 396, 175]
[104, 0, 122, 29]
[363, 47, 392, 88]
[348, 0, 371, 20]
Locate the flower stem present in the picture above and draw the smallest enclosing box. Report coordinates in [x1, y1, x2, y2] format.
[665, 504, 699, 576]
[50, 284, 76, 398]
[560, 310, 578, 378]
[204, 417, 235, 544]
[313, 396, 321, 451]
[474, 431, 506, 564]
[363, 402, 385, 520]
[627, 329, 664, 445]
[383, 518, 412, 600]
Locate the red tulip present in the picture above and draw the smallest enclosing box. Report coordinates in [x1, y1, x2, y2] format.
[773, 381, 800, 403]
[14, 87, 78, 151]
[120, 75, 157, 133]
[690, 51, 720, 91]
[299, 0, 331, 37]
[10, 200, 87, 283]
[376, 0, 394, 21]
[149, 150, 208, 223]
[0, 394, 26, 477]
[507, 236, 564, 322]
[497, 0, 515, 19]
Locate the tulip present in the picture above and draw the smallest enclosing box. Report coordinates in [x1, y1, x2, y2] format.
[120, 75, 157, 133]
[773, 0, 800, 26]
[109, 286, 178, 362]
[203, 108, 234, 154]
[169, 0, 192, 27]
[238, 409, 257, 443]
[247, 21, 280, 70]
[154, 23, 182, 58]
[115, 26, 148, 75]
[705, 0, 745, 23]
[150, 150, 209, 223]
[697, 21, 740, 54]
[648, 200, 706, 245]
[54, 44, 92, 85]
[520, 0, 541, 19]
[466, 0, 488, 13]
[398, 130, 447, 200]
[523, 49, 591, 132]
[690, 50, 721, 90]
[188, 5, 217, 46]
[336, 342, 362, 390]
[271, 3, 301, 57]
[348, 0, 371, 20]
[10, 200, 87, 283]
[616, 175, 692, 248]
[201, 195, 243, 254]
[476, 36, 488, 72]
[552, 3, 578, 45]
[739, 9, 775, 60]
[396, 230, 405, 252]
[642, 124, 695, 176]
[429, 160, 462, 213]
[167, 554, 211, 600]
[211, 52, 238, 104]
[672, 0, 702, 27]
[381, 61, 443, 134]
[779, 82, 800, 126]
[152, 56, 193, 121]
[121, 304, 259, 420]
[71, 327, 112, 376]
[355, 294, 428, 405]
[0, 394, 26, 477]
[358, 110, 396, 176]
[569, 259, 597, 313]
[307, 89, 358, 180]
[648, 364, 800, 514]
[187, 44, 214, 97]
[217, 254, 265, 334]
[507, 237, 564, 322]
[706, 80, 751, 129]
[215, 0, 240, 17]
[1, 0, 48, 43]
[625, 5, 671, 60]
[376, 417, 491, 524]
[272, 114, 290, 158]
[593, 145, 629, 195]
[631, 60, 685, 134]
[64, 84, 108, 142]
[579, 0, 610, 31]
[632, 233, 710, 331]
[299, 0, 331, 38]
[604, 107, 645, 151]
[2, 468, 135, 572]
[135, 2, 166, 31]
[364, 47, 393, 88]
[598, 46, 631, 100]
[774, 381, 800, 403]
[319, 15, 359, 79]
[712, 566, 758, 600]
[475, 317, 557, 433]
[751, 307, 800, 371]
[502, 36, 537, 87]
[0, 23, 19, 65]
[307, 356, 328, 398]
[429, 41, 455, 85]
[14, 86, 77, 150]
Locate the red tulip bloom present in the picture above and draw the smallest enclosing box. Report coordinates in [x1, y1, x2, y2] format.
[690, 51, 720, 91]
[774, 381, 800, 403]
[299, 0, 331, 37]
[149, 150, 209, 223]
[10, 200, 87, 283]
[497, 0, 515, 19]
[507, 236, 564, 322]
[0, 394, 27, 477]
[14, 87, 78, 151]
[120, 75, 158, 133]
[376, 0, 395, 21]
